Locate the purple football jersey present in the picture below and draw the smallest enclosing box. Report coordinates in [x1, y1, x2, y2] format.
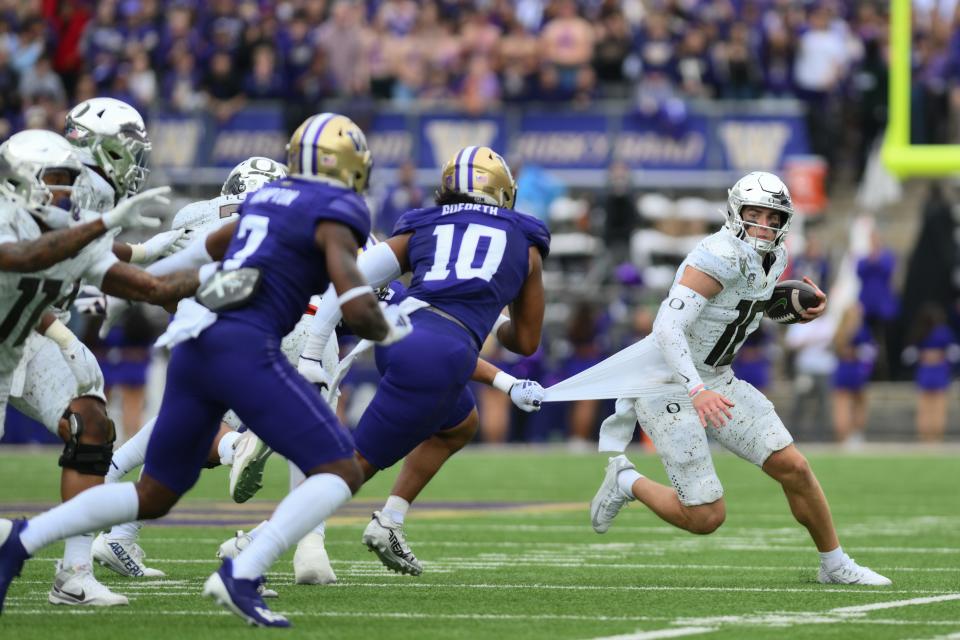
[394, 203, 550, 345]
[218, 177, 371, 337]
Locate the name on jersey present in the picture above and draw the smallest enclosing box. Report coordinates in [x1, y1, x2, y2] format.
[249, 188, 300, 207]
[441, 203, 500, 216]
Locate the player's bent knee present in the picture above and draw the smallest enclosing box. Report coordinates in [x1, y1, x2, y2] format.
[685, 503, 726, 535]
[764, 447, 812, 485]
[134, 476, 181, 519]
[308, 457, 364, 494]
[436, 411, 479, 452]
[57, 400, 116, 476]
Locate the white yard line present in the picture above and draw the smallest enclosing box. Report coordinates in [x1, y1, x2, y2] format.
[831, 594, 960, 614]
[588, 627, 717, 640]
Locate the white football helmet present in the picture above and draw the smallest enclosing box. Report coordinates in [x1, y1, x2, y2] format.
[725, 171, 794, 254]
[64, 97, 151, 199]
[221, 156, 288, 196]
[0, 129, 94, 228]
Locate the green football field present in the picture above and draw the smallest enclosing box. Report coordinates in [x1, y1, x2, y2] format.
[0, 447, 957, 639]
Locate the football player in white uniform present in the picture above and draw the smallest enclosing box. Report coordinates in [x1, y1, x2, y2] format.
[550, 172, 890, 586]
[0, 129, 194, 606]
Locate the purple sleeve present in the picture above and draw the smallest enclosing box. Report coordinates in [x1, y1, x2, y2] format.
[392, 206, 436, 235]
[322, 191, 372, 245]
[517, 213, 551, 258]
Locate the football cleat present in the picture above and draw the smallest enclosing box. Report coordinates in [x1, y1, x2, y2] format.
[293, 532, 337, 585]
[92, 533, 165, 578]
[48, 561, 129, 606]
[361, 511, 422, 576]
[0, 519, 30, 614]
[216, 528, 256, 560]
[590, 455, 637, 534]
[818, 556, 892, 586]
[229, 432, 273, 504]
[202, 558, 289, 627]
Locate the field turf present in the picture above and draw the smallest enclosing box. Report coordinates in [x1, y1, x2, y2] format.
[0, 447, 957, 639]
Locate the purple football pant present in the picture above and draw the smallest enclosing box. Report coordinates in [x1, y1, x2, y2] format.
[144, 319, 355, 495]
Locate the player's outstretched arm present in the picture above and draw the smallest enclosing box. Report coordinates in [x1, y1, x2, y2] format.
[99, 261, 200, 308]
[111, 229, 186, 264]
[143, 220, 238, 277]
[497, 246, 545, 356]
[316, 221, 400, 344]
[0, 219, 109, 272]
[472, 358, 543, 412]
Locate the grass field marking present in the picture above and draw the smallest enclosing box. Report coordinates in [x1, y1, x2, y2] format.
[587, 627, 717, 640]
[830, 593, 960, 615]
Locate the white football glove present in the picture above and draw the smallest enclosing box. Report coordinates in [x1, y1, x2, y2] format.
[297, 355, 334, 391]
[376, 304, 413, 346]
[60, 338, 104, 396]
[128, 228, 186, 263]
[164, 227, 197, 256]
[102, 186, 171, 230]
[509, 379, 544, 413]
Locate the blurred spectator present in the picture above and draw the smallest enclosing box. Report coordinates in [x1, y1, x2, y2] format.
[560, 303, 605, 450]
[902, 304, 958, 442]
[791, 231, 831, 289]
[11, 17, 46, 75]
[733, 323, 775, 394]
[460, 54, 500, 114]
[127, 48, 158, 107]
[714, 21, 762, 99]
[673, 24, 715, 99]
[317, 0, 370, 97]
[831, 305, 875, 448]
[600, 160, 637, 267]
[793, 4, 848, 173]
[376, 159, 424, 236]
[540, 0, 593, 93]
[203, 50, 246, 122]
[592, 7, 633, 89]
[44, 1, 91, 95]
[20, 56, 67, 107]
[760, 24, 795, 97]
[857, 228, 899, 377]
[243, 45, 286, 100]
[785, 315, 836, 442]
[164, 47, 204, 112]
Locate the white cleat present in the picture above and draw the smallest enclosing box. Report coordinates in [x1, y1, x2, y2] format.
[217, 529, 255, 560]
[590, 455, 636, 534]
[818, 556, 892, 586]
[92, 533, 165, 578]
[48, 561, 129, 606]
[361, 511, 422, 576]
[229, 432, 273, 503]
[293, 532, 337, 585]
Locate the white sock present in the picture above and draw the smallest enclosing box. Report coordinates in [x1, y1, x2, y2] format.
[21, 483, 139, 555]
[382, 495, 410, 525]
[218, 431, 242, 466]
[107, 520, 143, 541]
[819, 546, 845, 571]
[617, 469, 642, 499]
[62, 533, 94, 569]
[245, 520, 269, 542]
[106, 418, 155, 482]
[232, 474, 351, 580]
[311, 522, 326, 537]
[288, 459, 306, 492]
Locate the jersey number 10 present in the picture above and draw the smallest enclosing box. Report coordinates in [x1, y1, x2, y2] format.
[423, 223, 506, 283]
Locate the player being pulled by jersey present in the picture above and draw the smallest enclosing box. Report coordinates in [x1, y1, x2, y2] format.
[217, 276, 547, 580]
[0, 128, 191, 607]
[0, 113, 414, 627]
[287, 145, 549, 576]
[546, 171, 890, 586]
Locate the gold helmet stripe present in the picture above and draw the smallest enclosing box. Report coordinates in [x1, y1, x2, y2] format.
[300, 112, 335, 176]
[456, 145, 479, 192]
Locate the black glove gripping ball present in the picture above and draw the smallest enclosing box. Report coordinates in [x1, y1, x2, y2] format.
[767, 279, 820, 324]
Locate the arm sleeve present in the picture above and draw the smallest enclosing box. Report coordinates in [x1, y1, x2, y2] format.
[145, 231, 214, 277]
[652, 283, 709, 394]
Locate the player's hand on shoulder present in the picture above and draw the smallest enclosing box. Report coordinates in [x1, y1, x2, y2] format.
[798, 276, 827, 322]
[376, 304, 413, 346]
[297, 355, 333, 391]
[509, 379, 544, 413]
[691, 389, 735, 428]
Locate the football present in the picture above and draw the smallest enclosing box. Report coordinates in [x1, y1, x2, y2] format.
[766, 279, 821, 324]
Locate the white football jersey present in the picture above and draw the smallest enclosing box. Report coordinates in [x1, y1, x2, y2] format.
[171, 194, 244, 234]
[0, 198, 117, 371]
[666, 229, 787, 374]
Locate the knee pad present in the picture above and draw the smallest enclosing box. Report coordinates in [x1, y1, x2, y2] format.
[58, 410, 116, 476]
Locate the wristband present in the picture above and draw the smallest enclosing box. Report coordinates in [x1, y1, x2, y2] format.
[688, 383, 706, 399]
[492, 371, 517, 394]
[44, 319, 77, 349]
[128, 243, 147, 263]
[337, 285, 374, 307]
